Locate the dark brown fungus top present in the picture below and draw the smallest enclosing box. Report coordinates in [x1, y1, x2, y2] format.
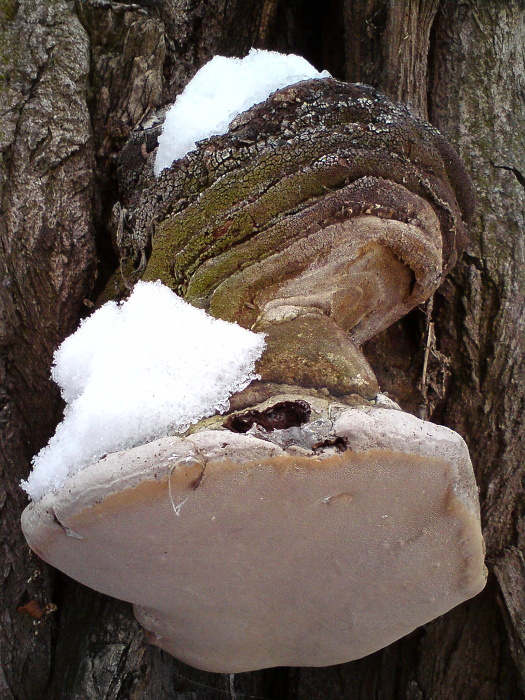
[113, 78, 476, 401]
[117, 80, 474, 310]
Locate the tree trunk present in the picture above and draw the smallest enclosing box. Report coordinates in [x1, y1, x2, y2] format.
[1, 1, 523, 698]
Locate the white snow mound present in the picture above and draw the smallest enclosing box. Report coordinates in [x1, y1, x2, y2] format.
[154, 48, 330, 175]
[22, 281, 265, 501]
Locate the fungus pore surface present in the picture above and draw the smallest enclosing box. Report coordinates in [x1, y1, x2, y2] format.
[22, 402, 486, 672]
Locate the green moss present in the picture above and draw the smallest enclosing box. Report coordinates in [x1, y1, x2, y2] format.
[0, 0, 18, 24]
[143, 131, 359, 289]
[255, 315, 379, 399]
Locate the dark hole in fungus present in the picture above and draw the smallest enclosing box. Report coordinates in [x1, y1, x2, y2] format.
[223, 400, 311, 433]
[312, 436, 348, 452]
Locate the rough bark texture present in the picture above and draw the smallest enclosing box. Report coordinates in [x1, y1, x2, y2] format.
[1, 0, 524, 698]
[0, 1, 95, 697]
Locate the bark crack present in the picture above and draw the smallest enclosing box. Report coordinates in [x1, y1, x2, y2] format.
[491, 161, 525, 192]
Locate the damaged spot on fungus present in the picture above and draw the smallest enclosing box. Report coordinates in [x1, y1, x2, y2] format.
[312, 436, 348, 453]
[223, 399, 311, 433]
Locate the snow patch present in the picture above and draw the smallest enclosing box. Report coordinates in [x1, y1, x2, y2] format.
[22, 281, 265, 501]
[154, 48, 330, 175]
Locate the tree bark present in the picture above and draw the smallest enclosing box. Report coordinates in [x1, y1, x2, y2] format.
[1, 1, 524, 698]
[0, 1, 95, 697]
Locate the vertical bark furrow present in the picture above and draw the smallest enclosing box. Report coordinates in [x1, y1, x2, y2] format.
[383, 0, 440, 118]
[427, 0, 525, 693]
[0, 2, 96, 698]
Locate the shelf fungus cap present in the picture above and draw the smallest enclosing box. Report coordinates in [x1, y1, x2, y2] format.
[22, 400, 486, 673]
[121, 79, 475, 345]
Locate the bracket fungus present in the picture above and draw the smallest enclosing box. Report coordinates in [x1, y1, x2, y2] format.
[22, 71, 486, 673]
